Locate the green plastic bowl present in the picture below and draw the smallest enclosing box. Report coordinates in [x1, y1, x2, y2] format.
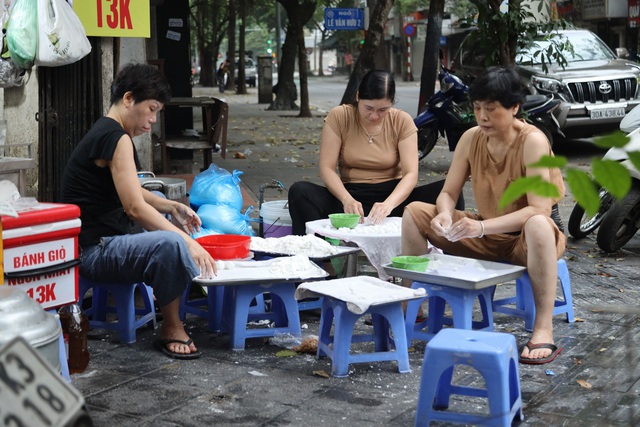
[328, 213, 360, 229]
[391, 256, 430, 272]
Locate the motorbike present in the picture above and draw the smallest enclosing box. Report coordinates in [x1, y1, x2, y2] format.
[413, 65, 563, 160]
[568, 106, 640, 252]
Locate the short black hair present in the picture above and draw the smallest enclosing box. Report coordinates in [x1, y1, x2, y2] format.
[468, 66, 526, 110]
[356, 70, 396, 103]
[110, 63, 171, 106]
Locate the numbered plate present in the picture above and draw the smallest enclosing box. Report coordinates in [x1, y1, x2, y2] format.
[0, 336, 85, 427]
[589, 107, 625, 120]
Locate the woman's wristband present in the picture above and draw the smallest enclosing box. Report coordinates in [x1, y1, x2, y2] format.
[478, 220, 485, 238]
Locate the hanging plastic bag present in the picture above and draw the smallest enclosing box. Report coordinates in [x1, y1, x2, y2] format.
[0, 57, 28, 87]
[189, 163, 244, 211]
[0, 4, 28, 88]
[197, 204, 257, 236]
[0, 1, 10, 53]
[35, 0, 92, 66]
[6, 0, 37, 69]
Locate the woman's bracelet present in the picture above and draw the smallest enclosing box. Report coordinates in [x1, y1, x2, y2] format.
[478, 220, 485, 238]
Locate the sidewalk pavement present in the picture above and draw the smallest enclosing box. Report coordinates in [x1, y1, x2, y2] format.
[71, 83, 640, 426]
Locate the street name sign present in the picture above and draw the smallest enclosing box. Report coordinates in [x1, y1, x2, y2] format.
[324, 8, 364, 30]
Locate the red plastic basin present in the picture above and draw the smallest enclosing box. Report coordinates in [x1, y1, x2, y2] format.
[196, 234, 251, 260]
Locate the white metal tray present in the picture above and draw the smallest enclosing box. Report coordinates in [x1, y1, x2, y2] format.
[383, 253, 526, 290]
[252, 245, 361, 261]
[194, 256, 328, 286]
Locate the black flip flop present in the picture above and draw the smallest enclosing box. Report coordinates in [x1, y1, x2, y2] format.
[519, 341, 562, 365]
[154, 338, 202, 360]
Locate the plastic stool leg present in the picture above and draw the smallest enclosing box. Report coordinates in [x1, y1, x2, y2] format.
[371, 313, 391, 352]
[92, 286, 108, 321]
[228, 287, 258, 351]
[558, 259, 575, 323]
[52, 310, 71, 383]
[317, 302, 335, 359]
[211, 286, 225, 331]
[113, 285, 138, 344]
[330, 302, 359, 378]
[138, 284, 157, 331]
[276, 287, 302, 333]
[427, 296, 446, 333]
[381, 303, 411, 374]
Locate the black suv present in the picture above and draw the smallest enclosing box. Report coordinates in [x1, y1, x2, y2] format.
[452, 29, 640, 139]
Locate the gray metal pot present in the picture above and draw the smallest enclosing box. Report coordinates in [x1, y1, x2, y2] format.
[139, 177, 187, 201]
[0, 287, 62, 372]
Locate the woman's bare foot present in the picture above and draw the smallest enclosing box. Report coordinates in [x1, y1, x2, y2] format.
[520, 330, 555, 361]
[157, 298, 199, 356]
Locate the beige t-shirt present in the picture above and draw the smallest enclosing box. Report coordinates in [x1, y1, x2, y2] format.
[323, 104, 417, 184]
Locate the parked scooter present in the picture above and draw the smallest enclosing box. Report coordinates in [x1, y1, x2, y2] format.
[413, 65, 562, 159]
[568, 105, 640, 252]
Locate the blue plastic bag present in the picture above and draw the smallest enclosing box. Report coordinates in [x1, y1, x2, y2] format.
[189, 163, 244, 211]
[197, 204, 257, 236]
[190, 227, 219, 240]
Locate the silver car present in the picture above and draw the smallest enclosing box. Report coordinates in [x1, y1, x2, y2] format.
[235, 57, 257, 87]
[452, 29, 640, 140]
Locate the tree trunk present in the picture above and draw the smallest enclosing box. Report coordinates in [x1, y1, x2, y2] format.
[317, 28, 326, 77]
[194, 1, 213, 87]
[506, 0, 522, 64]
[271, 0, 316, 112]
[340, 0, 394, 105]
[270, 22, 299, 110]
[226, 0, 237, 91]
[237, 0, 247, 94]
[470, 0, 516, 66]
[417, 0, 444, 114]
[191, 0, 228, 88]
[297, 24, 311, 117]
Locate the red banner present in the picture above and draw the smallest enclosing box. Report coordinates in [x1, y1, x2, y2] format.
[631, 0, 640, 29]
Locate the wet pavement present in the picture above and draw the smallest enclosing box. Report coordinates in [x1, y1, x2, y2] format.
[70, 81, 640, 426]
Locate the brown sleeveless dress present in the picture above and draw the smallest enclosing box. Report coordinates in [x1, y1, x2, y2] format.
[406, 124, 566, 266]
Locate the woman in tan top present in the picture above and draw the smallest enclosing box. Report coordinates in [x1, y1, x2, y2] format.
[402, 67, 566, 365]
[288, 70, 463, 235]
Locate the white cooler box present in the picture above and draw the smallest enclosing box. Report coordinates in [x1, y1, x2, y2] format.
[1, 203, 81, 310]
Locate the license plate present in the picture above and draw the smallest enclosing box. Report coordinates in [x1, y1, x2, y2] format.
[590, 107, 626, 119]
[0, 336, 85, 426]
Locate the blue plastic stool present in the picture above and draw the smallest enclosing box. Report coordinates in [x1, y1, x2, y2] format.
[492, 259, 574, 332]
[317, 296, 411, 378]
[49, 309, 71, 382]
[415, 329, 523, 427]
[79, 277, 156, 344]
[180, 283, 266, 332]
[406, 282, 495, 344]
[221, 282, 301, 350]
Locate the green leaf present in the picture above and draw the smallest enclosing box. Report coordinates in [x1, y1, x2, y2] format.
[275, 349, 297, 357]
[593, 131, 631, 149]
[498, 176, 560, 210]
[628, 150, 640, 174]
[527, 155, 567, 168]
[592, 159, 631, 199]
[565, 169, 600, 216]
